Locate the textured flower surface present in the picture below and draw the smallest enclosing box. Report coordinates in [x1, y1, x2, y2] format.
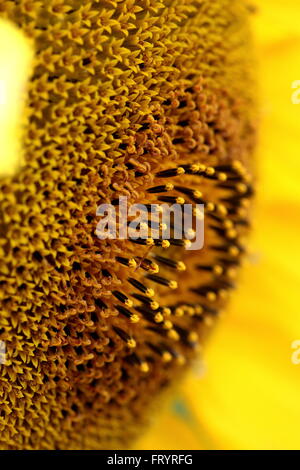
[137, 0, 300, 450]
[0, 1, 256, 449]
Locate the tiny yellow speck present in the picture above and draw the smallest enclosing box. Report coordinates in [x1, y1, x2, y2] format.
[163, 320, 173, 330]
[146, 288, 155, 298]
[150, 263, 159, 273]
[218, 172, 227, 181]
[206, 202, 215, 212]
[206, 166, 215, 176]
[168, 280, 177, 289]
[176, 196, 185, 205]
[127, 339, 136, 349]
[140, 362, 149, 373]
[168, 329, 179, 341]
[175, 308, 184, 317]
[129, 259, 137, 268]
[177, 355, 186, 366]
[207, 292, 217, 302]
[193, 190, 203, 198]
[162, 351, 172, 362]
[213, 265, 223, 276]
[162, 307, 171, 317]
[232, 160, 243, 171]
[227, 268, 237, 278]
[154, 313, 164, 323]
[130, 314, 140, 324]
[150, 301, 159, 310]
[176, 261, 186, 271]
[188, 332, 198, 343]
[184, 240, 192, 249]
[217, 204, 227, 216]
[195, 305, 203, 315]
[229, 246, 240, 257]
[226, 229, 237, 239]
[223, 220, 233, 229]
[187, 307, 195, 316]
[236, 183, 247, 193]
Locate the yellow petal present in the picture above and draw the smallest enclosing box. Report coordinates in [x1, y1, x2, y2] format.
[0, 19, 32, 177]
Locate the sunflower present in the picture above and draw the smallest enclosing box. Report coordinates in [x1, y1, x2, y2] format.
[0, 1, 257, 450]
[137, 0, 300, 450]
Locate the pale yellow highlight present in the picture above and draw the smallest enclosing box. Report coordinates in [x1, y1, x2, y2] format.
[0, 19, 32, 177]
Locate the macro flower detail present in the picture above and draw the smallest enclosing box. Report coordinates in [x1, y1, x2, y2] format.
[0, 1, 256, 450]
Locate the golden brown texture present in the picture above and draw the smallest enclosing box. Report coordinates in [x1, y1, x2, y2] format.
[0, 0, 256, 449]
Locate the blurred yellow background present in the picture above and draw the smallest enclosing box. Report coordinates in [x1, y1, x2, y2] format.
[136, 0, 300, 450]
